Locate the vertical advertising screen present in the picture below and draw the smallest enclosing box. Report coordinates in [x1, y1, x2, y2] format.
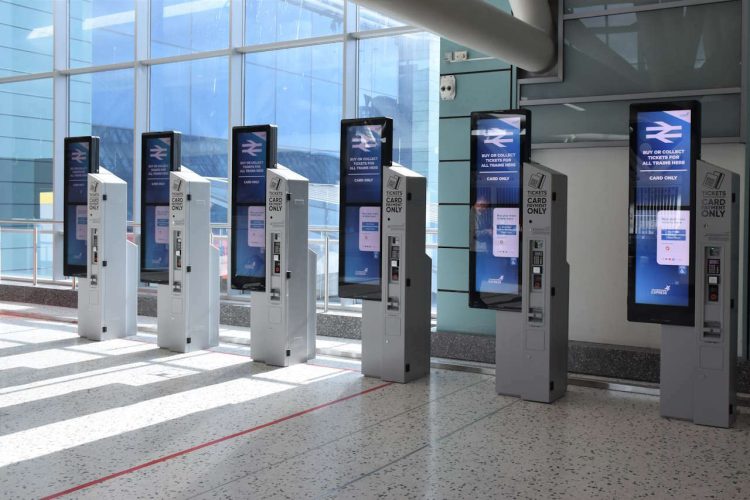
[231, 125, 277, 291]
[63, 136, 99, 277]
[628, 101, 699, 325]
[338, 117, 393, 300]
[469, 110, 530, 310]
[140, 131, 181, 284]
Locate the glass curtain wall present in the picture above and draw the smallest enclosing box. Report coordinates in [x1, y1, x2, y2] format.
[0, 0, 440, 312]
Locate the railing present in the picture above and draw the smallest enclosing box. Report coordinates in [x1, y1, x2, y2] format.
[0, 219, 438, 315]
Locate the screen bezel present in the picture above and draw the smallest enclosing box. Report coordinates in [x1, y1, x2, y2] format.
[63, 135, 100, 277]
[140, 130, 181, 284]
[337, 117, 393, 301]
[627, 100, 700, 326]
[468, 109, 531, 311]
[230, 124, 277, 292]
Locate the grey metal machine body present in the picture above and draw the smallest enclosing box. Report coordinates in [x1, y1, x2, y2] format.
[78, 168, 138, 340]
[496, 161, 569, 403]
[661, 160, 738, 428]
[250, 166, 317, 367]
[361, 164, 432, 383]
[157, 167, 220, 353]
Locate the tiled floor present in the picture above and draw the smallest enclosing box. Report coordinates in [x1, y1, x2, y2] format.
[1, 306, 749, 499]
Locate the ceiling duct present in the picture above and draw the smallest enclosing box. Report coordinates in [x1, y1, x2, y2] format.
[352, 0, 556, 73]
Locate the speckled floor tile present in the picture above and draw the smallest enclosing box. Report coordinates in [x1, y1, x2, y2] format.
[2, 314, 750, 500]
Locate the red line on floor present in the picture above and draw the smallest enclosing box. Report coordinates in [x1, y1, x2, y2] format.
[40, 381, 393, 500]
[0, 310, 77, 324]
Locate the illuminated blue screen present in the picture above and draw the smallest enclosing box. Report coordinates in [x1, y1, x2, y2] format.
[472, 116, 522, 297]
[633, 109, 692, 307]
[233, 130, 268, 280]
[65, 140, 91, 271]
[342, 124, 383, 285]
[142, 136, 172, 271]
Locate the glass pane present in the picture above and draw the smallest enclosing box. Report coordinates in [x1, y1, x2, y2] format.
[522, 2, 742, 100]
[245, 43, 343, 229]
[357, 5, 404, 31]
[150, 57, 229, 223]
[565, 0, 680, 16]
[0, 0, 54, 77]
[245, 0, 344, 45]
[0, 78, 53, 219]
[358, 33, 441, 230]
[0, 78, 53, 279]
[69, 69, 135, 219]
[69, 0, 134, 68]
[525, 93, 741, 144]
[150, 0, 229, 58]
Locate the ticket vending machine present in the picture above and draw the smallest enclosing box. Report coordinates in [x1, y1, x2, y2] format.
[249, 166, 316, 366]
[66, 136, 138, 340]
[157, 167, 220, 353]
[231, 124, 316, 367]
[628, 101, 738, 428]
[339, 118, 432, 383]
[469, 110, 569, 403]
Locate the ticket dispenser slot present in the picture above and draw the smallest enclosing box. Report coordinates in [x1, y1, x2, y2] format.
[172, 230, 182, 293]
[90, 228, 99, 287]
[271, 233, 281, 301]
[387, 236, 400, 311]
[528, 240, 544, 324]
[703, 246, 722, 342]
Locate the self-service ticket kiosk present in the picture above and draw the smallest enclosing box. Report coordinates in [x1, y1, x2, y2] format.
[66, 136, 138, 340]
[230, 125, 316, 367]
[157, 167, 220, 352]
[469, 110, 569, 403]
[628, 101, 738, 428]
[339, 118, 432, 383]
[141, 131, 219, 353]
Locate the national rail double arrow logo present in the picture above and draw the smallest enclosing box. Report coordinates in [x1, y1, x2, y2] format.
[645, 122, 682, 144]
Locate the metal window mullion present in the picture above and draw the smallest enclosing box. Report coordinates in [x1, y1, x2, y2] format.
[348, 25, 421, 40]
[133, 0, 151, 230]
[141, 48, 235, 66]
[59, 61, 137, 76]
[51, 0, 69, 281]
[0, 71, 56, 85]
[226, 0, 245, 297]
[236, 34, 346, 54]
[343, 1, 357, 119]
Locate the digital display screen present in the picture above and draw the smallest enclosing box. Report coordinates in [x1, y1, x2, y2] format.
[140, 131, 180, 284]
[63, 136, 99, 277]
[469, 111, 529, 310]
[628, 102, 699, 325]
[338, 118, 393, 300]
[231, 125, 276, 291]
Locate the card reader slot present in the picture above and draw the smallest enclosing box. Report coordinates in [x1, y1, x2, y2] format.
[702, 320, 722, 342]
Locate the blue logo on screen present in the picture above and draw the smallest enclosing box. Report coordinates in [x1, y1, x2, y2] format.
[645, 121, 683, 144]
